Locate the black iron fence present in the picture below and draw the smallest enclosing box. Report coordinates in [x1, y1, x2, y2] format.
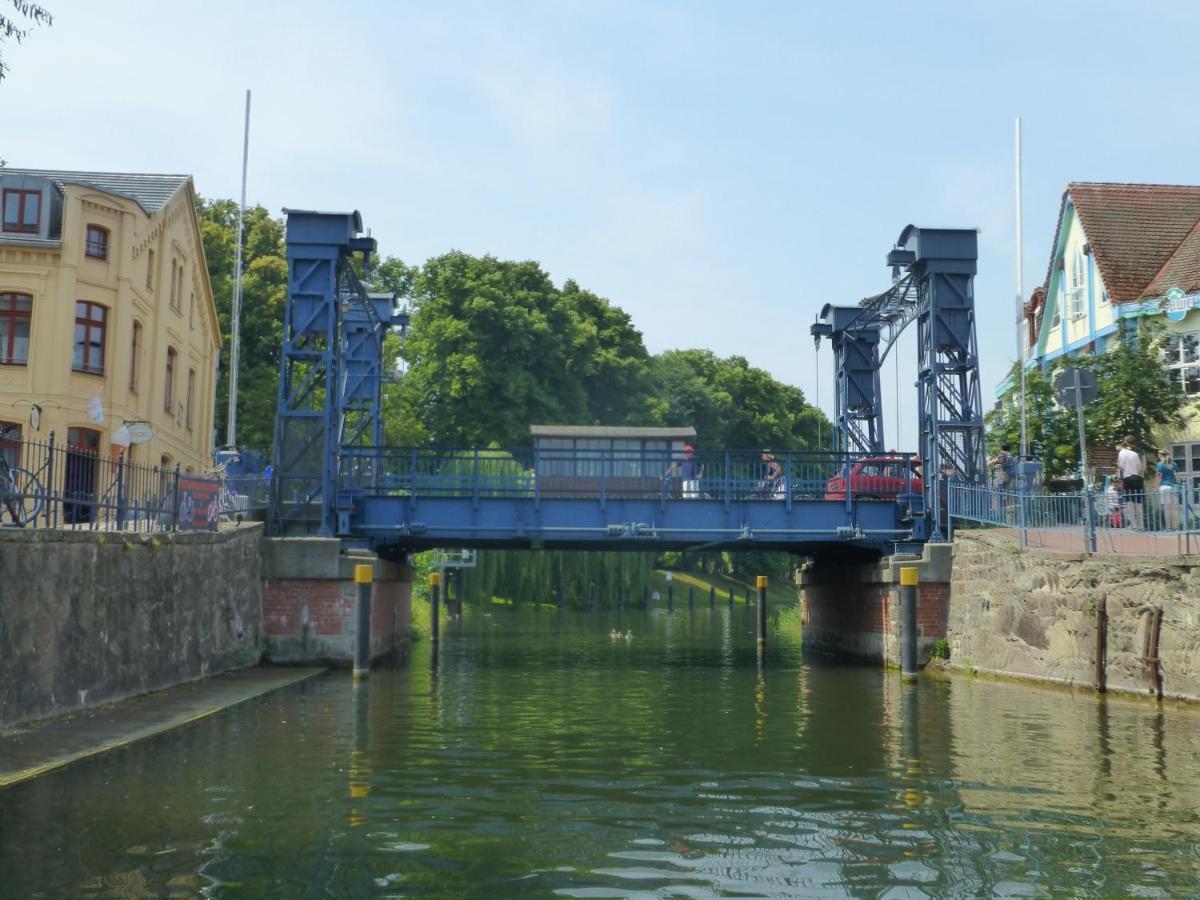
[0, 431, 221, 532]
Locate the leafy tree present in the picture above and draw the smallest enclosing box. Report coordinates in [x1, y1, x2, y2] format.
[0, 1, 51, 83]
[196, 198, 287, 452]
[988, 320, 1185, 477]
[397, 252, 590, 447]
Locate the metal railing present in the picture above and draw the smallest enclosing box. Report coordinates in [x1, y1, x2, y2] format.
[337, 446, 925, 505]
[0, 432, 219, 532]
[947, 482, 1197, 555]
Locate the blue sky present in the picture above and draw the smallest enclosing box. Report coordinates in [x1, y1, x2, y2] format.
[3, 0, 1198, 448]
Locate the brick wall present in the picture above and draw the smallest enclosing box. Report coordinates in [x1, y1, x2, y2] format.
[799, 544, 951, 666]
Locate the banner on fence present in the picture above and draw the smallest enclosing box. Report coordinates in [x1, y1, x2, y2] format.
[178, 476, 221, 531]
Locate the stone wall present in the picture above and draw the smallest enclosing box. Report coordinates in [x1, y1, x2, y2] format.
[0, 525, 263, 729]
[260, 538, 412, 665]
[800, 544, 952, 665]
[948, 531, 1200, 702]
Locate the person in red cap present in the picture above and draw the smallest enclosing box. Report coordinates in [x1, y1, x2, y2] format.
[664, 443, 704, 498]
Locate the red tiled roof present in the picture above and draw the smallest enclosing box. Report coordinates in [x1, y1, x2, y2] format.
[1067, 182, 1200, 301]
[1143, 216, 1200, 298]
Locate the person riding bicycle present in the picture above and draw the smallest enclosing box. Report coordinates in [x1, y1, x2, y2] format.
[756, 450, 784, 499]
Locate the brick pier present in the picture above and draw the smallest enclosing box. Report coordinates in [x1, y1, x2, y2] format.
[261, 538, 413, 665]
[799, 543, 952, 667]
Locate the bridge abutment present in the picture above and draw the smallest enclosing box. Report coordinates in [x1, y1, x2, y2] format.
[261, 538, 413, 666]
[800, 544, 952, 667]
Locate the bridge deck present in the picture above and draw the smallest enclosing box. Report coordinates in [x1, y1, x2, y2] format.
[323, 448, 929, 557]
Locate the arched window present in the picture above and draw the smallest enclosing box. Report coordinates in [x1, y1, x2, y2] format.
[0, 292, 32, 366]
[73, 301, 106, 374]
[164, 346, 177, 412]
[85, 225, 109, 260]
[130, 321, 143, 392]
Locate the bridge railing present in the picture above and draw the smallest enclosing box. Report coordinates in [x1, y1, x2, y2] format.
[338, 447, 924, 503]
[947, 482, 1199, 555]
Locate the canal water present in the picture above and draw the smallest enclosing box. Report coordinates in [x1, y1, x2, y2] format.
[2, 603, 1199, 897]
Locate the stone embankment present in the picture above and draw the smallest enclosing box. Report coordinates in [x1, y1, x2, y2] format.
[947, 531, 1200, 703]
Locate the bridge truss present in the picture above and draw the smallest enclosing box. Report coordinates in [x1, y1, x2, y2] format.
[811, 227, 986, 538]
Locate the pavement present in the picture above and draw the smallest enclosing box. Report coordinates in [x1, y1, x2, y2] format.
[0, 667, 324, 789]
[992, 526, 1197, 556]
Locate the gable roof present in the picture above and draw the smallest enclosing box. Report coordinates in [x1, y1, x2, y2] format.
[0, 168, 189, 214]
[1056, 182, 1200, 302]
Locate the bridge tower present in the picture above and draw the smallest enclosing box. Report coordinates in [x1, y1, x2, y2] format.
[272, 210, 402, 536]
[812, 225, 985, 538]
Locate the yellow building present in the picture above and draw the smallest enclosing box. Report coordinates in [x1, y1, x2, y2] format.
[1022, 182, 1200, 490]
[0, 169, 220, 476]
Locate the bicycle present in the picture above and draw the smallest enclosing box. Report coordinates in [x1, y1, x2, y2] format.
[0, 426, 44, 527]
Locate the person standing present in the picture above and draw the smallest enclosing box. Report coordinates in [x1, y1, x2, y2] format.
[1156, 449, 1180, 530]
[1117, 435, 1145, 529]
[664, 444, 704, 499]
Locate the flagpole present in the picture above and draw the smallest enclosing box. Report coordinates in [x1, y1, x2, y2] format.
[227, 88, 251, 448]
[1016, 116, 1028, 459]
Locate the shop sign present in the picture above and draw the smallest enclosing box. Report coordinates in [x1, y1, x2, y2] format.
[1118, 287, 1200, 321]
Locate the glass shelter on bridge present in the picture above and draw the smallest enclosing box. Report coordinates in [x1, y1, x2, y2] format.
[530, 425, 696, 494]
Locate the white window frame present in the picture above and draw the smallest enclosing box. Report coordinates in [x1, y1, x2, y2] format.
[1163, 332, 1200, 397]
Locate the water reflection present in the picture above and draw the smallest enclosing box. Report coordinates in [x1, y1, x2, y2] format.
[0, 604, 1197, 897]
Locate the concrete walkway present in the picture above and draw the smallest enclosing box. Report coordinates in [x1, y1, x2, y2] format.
[0, 667, 324, 789]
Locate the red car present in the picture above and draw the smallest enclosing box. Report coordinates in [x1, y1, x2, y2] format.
[825, 457, 923, 501]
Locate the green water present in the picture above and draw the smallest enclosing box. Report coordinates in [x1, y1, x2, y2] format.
[2, 603, 1199, 897]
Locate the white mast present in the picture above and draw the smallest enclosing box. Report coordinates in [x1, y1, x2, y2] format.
[1016, 116, 1028, 459]
[227, 89, 251, 448]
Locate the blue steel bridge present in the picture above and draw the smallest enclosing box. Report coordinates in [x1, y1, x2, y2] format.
[333, 446, 928, 559]
[269, 210, 985, 561]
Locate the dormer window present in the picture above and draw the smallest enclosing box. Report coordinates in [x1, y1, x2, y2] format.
[85, 225, 109, 260]
[2, 189, 41, 234]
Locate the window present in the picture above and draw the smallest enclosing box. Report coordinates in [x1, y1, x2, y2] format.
[186, 369, 196, 430]
[146, 249, 155, 290]
[0, 421, 19, 470]
[72, 301, 107, 374]
[129, 321, 142, 392]
[164, 346, 177, 412]
[2, 189, 40, 233]
[85, 225, 109, 260]
[188, 291, 195, 328]
[0, 292, 32, 366]
[64, 427, 101, 525]
[1064, 247, 1087, 320]
[169, 261, 178, 310]
[1164, 332, 1200, 397]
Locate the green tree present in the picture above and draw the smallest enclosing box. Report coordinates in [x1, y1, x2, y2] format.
[0, 1, 51, 83]
[397, 252, 591, 446]
[196, 198, 287, 452]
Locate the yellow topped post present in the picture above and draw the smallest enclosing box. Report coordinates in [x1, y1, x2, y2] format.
[899, 566, 919, 677]
[352, 564, 374, 680]
[756, 575, 768, 588]
[429, 572, 441, 587]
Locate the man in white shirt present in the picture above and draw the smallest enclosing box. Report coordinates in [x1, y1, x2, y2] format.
[1116, 434, 1145, 529]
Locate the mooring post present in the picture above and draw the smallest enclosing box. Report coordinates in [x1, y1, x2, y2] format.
[430, 572, 441, 668]
[744, 587, 750, 606]
[728, 587, 734, 606]
[756, 575, 768, 663]
[1095, 595, 1107, 694]
[353, 564, 373, 681]
[709, 585, 715, 607]
[900, 566, 919, 679]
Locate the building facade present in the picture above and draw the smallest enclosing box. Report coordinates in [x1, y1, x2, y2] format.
[1021, 182, 1200, 492]
[0, 169, 221, 475]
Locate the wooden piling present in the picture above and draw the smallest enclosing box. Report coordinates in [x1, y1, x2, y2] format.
[1094, 595, 1107, 694]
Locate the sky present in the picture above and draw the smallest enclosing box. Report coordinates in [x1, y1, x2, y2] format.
[3, 0, 1199, 449]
